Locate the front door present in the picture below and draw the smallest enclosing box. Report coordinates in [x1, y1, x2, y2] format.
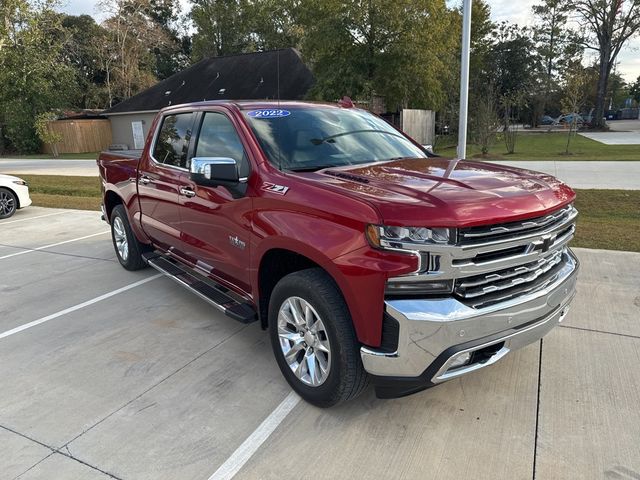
[138, 112, 196, 251]
[176, 111, 254, 295]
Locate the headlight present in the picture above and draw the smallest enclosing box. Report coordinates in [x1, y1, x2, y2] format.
[366, 224, 455, 297]
[366, 224, 454, 249]
[12, 179, 28, 186]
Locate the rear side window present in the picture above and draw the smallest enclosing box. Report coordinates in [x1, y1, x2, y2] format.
[153, 113, 195, 168]
[195, 112, 249, 177]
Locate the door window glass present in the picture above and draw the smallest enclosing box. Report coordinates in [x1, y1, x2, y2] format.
[195, 113, 249, 176]
[153, 113, 195, 168]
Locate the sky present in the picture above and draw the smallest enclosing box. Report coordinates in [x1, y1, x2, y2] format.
[58, 0, 639, 82]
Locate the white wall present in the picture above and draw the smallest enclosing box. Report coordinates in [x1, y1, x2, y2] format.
[106, 112, 158, 150]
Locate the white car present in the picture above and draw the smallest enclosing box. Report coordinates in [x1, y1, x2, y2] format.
[0, 174, 32, 219]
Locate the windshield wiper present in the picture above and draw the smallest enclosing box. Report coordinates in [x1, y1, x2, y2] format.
[288, 165, 338, 172]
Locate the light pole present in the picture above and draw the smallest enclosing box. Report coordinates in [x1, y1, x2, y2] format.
[457, 0, 473, 160]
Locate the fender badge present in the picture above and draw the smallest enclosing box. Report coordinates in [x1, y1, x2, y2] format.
[262, 183, 289, 195]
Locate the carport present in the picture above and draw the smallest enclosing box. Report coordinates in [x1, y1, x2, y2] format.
[1, 207, 639, 480]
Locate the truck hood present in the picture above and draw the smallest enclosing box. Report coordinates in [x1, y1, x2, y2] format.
[309, 157, 575, 227]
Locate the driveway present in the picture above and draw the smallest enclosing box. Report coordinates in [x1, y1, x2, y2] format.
[580, 119, 640, 145]
[1, 207, 639, 480]
[0, 159, 98, 176]
[2, 157, 639, 190]
[490, 160, 640, 189]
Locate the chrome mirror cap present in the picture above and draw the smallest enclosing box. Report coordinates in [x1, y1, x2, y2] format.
[190, 157, 236, 180]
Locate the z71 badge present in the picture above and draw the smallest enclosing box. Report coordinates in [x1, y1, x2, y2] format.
[262, 183, 289, 195]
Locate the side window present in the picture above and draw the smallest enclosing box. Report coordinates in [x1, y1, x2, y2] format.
[195, 112, 249, 177]
[152, 113, 195, 168]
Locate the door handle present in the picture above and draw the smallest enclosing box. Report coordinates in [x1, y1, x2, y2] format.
[139, 175, 152, 185]
[180, 187, 196, 198]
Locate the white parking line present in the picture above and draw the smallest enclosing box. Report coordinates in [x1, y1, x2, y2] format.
[0, 231, 109, 260]
[0, 274, 162, 340]
[208, 391, 301, 480]
[0, 211, 70, 225]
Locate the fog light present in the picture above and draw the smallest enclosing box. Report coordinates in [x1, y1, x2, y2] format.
[448, 352, 472, 370]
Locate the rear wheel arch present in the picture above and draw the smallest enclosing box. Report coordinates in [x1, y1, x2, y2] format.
[104, 190, 123, 221]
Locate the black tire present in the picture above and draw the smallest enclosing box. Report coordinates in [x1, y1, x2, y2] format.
[0, 188, 18, 219]
[110, 205, 148, 271]
[268, 268, 369, 407]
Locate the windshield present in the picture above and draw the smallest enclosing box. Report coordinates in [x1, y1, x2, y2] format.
[243, 107, 428, 171]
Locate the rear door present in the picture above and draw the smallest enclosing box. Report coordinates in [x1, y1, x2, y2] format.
[137, 112, 196, 250]
[175, 110, 254, 295]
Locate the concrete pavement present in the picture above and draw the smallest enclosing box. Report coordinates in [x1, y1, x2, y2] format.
[0, 159, 98, 176]
[2, 157, 639, 190]
[491, 160, 640, 189]
[1, 207, 639, 479]
[579, 119, 640, 145]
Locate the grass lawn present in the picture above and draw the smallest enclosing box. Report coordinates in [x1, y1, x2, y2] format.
[435, 132, 640, 161]
[0, 152, 99, 160]
[17, 174, 101, 211]
[13, 175, 640, 253]
[572, 189, 640, 252]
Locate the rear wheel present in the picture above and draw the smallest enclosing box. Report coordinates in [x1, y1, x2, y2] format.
[110, 205, 148, 270]
[269, 268, 368, 407]
[0, 188, 17, 219]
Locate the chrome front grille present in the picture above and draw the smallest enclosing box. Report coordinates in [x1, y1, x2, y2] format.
[458, 205, 575, 245]
[450, 204, 577, 308]
[454, 248, 566, 307]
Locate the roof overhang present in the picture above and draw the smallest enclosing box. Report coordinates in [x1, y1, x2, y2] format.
[102, 109, 159, 117]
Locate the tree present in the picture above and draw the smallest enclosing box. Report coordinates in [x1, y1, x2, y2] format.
[571, 0, 640, 128]
[301, 0, 459, 111]
[61, 15, 110, 109]
[0, 0, 76, 153]
[471, 86, 500, 155]
[148, 0, 191, 79]
[630, 75, 640, 103]
[533, 0, 581, 83]
[486, 23, 541, 98]
[189, 0, 303, 61]
[98, 0, 172, 106]
[190, 0, 253, 60]
[440, 0, 494, 138]
[501, 91, 527, 154]
[34, 112, 63, 157]
[561, 65, 589, 154]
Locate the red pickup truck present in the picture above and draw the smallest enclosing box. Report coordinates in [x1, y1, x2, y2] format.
[98, 101, 579, 407]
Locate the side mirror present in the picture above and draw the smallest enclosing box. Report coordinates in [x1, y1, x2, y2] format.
[190, 157, 239, 187]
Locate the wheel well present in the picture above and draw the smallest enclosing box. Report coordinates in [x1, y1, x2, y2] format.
[0, 186, 19, 209]
[104, 191, 123, 221]
[258, 249, 324, 329]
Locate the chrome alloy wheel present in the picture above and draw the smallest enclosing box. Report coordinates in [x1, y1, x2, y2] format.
[277, 296, 332, 386]
[0, 190, 15, 217]
[112, 216, 129, 261]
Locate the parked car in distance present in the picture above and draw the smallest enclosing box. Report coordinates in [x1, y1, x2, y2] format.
[558, 113, 586, 127]
[0, 174, 31, 219]
[98, 100, 579, 407]
[540, 115, 556, 125]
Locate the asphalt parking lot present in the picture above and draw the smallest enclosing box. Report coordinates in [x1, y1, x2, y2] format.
[1, 207, 639, 480]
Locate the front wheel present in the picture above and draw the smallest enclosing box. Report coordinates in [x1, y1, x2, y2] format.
[269, 268, 369, 407]
[110, 205, 148, 271]
[0, 188, 18, 219]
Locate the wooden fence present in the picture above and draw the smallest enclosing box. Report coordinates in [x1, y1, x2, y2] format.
[43, 119, 113, 154]
[401, 109, 435, 146]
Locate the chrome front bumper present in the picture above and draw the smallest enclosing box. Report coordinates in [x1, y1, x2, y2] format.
[362, 248, 579, 387]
